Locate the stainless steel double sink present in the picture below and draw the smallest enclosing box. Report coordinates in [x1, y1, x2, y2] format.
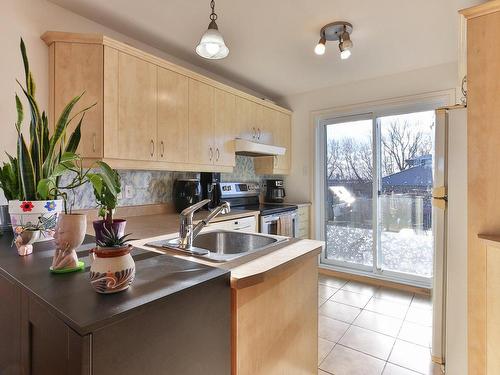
[147, 230, 288, 262]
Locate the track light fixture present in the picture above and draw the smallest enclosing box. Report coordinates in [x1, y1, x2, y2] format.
[314, 21, 353, 59]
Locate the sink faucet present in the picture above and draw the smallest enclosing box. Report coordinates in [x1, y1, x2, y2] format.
[178, 199, 231, 249]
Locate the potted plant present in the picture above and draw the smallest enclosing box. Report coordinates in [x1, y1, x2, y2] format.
[91, 167, 124, 243]
[43, 155, 118, 271]
[4, 38, 95, 241]
[89, 227, 135, 294]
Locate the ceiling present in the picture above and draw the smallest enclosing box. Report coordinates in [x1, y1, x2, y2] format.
[48, 0, 481, 99]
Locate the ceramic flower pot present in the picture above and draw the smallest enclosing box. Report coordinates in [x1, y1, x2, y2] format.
[89, 245, 135, 294]
[8, 199, 63, 241]
[92, 219, 127, 243]
[51, 213, 87, 272]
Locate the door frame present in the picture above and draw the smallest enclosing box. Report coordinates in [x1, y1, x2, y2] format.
[313, 90, 455, 288]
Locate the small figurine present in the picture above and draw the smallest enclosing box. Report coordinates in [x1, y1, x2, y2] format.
[50, 214, 86, 273]
[14, 227, 40, 256]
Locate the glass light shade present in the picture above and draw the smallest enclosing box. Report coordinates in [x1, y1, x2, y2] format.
[340, 49, 351, 60]
[196, 27, 229, 59]
[314, 37, 326, 55]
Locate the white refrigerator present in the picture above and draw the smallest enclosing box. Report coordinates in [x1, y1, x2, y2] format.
[432, 106, 468, 375]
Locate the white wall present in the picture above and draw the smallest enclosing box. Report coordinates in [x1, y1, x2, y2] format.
[0, 0, 266, 160]
[280, 62, 458, 204]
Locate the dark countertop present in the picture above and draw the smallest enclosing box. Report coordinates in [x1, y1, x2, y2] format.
[0, 232, 229, 335]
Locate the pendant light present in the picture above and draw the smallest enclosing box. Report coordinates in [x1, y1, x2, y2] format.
[196, 0, 229, 60]
[314, 21, 353, 60]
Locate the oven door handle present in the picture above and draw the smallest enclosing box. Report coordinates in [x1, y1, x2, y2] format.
[262, 215, 281, 223]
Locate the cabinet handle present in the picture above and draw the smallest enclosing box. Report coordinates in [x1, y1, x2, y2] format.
[216, 148, 220, 162]
[257, 128, 261, 140]
[209, 147, 213, 161]
[150, 139, 154, 157]
[92, 133, 96, 153]
[252, 127, 256, 139]
[160, 141, 164, 158]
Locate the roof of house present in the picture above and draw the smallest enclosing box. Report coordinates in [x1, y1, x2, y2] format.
[382, 164, 432, 187]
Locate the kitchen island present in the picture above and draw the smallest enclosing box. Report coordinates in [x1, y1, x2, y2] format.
[0, 233, 231, 375]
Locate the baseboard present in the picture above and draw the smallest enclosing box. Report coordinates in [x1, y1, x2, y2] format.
[318, 267, 431, 296]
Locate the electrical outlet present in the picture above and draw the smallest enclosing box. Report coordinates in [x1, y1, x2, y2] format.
[125, 185, 134, 199]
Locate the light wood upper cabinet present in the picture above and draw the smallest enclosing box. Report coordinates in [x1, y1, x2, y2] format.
[188, 79, 215, 165]
[235, 97, 258, 141]
[157, 67, 189, 163]
[214, 89, 236, 167]
[117, 52, 157, 161]
[254, 111, 291, 175]
[43, 32, 291, 173]
[51, 42, 103, 158]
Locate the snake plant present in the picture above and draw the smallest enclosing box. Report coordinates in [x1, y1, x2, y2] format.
[4, 38, 94, 202]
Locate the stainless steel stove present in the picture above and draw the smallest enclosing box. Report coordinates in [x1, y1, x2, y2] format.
[219, 182, 298, 237]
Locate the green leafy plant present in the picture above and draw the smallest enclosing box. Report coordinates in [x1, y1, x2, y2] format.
[96, 226, 134, 248]
[7, 38, 94, 202]
[91, 166, 121, 226]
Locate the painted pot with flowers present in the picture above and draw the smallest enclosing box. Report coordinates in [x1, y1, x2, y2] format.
[0, 38, 95, 241]
[89, 227, 135, 294]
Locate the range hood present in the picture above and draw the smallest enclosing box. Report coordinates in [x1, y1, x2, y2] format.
[234, 139, 286, 157]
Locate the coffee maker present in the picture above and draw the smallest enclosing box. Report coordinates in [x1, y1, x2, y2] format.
[265, 179, 286, 203]
[200, 172, 222, 210]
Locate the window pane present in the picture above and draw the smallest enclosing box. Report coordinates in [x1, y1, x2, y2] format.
[378, 111, 435, 277]
[325, 119, 373, 267]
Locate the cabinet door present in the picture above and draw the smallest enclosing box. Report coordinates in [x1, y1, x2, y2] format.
[188, 79, 214, 165]
[214, 89, 236, 167]
[235, 97, 257, 141]
[256, 105, 276, 145]
[118, 52, 157, 161]
[53, 43, 103, 158]
[0, 276, 21, 374]
[157, 68, 189, 163]
[275, 111, 291, 170]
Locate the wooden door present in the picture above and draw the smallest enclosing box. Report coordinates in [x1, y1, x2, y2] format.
[188, 79, 214, 165]
[235, 97, 257, 141]
[214, 89, 236, 167]
[157, 67, 189, 163]
[52, 43, 103, 158]
[256, 105, 276, 145]
[117, 52, 157, 161]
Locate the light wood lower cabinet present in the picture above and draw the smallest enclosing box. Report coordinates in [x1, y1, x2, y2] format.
[232, 253, 318, 374]
[43, 32, 292, 172]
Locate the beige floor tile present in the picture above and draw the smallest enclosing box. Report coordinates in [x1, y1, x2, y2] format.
[365, 297, 410, 319]
[405, 305, 433, 327]
[320, 344, 385, 375]
[411, 294, 433, 311]
[353, 309, 403, 337]
[342, 280, 379, 296]
[373, 287, 414, 305]
[383, 363, 421, 374]
[318, 315, 350, 342]
[340, 325, 395, 360]
[318, 338, 335, 364]
[398, 320, 432, 347]
[389, 340, 433, 375]
[319, 284, 338, 300]
[319, 300, 361, 323]
[319, 274, 348, 288]
[331, 289, 372, 308]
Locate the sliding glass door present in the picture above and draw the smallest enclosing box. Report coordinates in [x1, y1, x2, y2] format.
[321, 110, 436, 285]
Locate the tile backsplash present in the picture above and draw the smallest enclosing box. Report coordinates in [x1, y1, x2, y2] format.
[66, 156, 281, 210]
